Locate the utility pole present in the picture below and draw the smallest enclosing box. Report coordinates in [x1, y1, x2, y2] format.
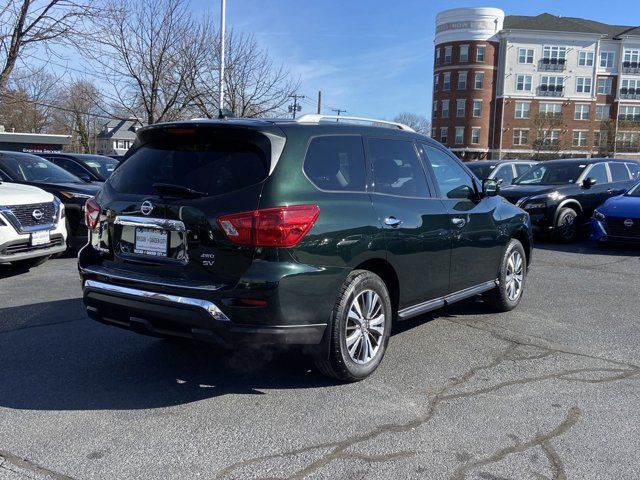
[218, 0, 226, 118]
[288, 94, 305, 119]
[316, 91, 322, 114]
[331, 108, 347, 121]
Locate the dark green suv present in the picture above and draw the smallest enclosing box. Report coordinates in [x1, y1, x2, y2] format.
[79, 116, 532, 381]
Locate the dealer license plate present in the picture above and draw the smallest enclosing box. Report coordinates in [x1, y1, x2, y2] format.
[30, 230, 51, 246]
[134, 228, 168, 257]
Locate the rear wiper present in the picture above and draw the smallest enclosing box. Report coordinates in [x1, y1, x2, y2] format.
[152, 183, 208, 197]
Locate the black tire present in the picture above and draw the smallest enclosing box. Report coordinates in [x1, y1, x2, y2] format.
[484, 239, 526, 312]
[555, 208, 578, 243]
[314, 270, 392, 382]
[11, 255, 50, 269]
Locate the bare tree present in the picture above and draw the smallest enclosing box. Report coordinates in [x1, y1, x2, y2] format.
[0, 0, 98, 90]
[531, 112, 567, 160]
[393, 112, 430, 136]
[88, 0, 209, 125]
[188, 30, 299, 118]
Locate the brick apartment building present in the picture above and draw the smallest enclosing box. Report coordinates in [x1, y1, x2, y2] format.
[432, 7, 640, 160]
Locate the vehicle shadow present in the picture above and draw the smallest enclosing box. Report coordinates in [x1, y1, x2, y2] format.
[0, 298, 337, 412]
[0, 263, 31, 279]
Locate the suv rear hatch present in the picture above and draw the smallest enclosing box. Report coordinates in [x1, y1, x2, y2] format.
[90, 122, 286, 289]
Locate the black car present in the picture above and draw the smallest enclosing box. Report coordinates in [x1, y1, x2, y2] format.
[78, 115, 532, 381]
[0, 151, 102, 247]
[500, 158, 640, 242]
[40, 153, 120, 182]
[467, 160, 537, 185]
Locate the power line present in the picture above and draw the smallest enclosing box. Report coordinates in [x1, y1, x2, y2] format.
[288, 93, 305, 119]
[331, 108, 347, 120]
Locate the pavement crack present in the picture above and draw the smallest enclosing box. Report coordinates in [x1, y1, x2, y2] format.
[0, 449, 77, 480]
[450, 407, 580, 480]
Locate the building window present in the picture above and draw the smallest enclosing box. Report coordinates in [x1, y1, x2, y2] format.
[472, 100, 482, 117]
[573, 131, 588, 147]
[474, 72, 484, 89]
[595, 104, 610, 121]
[518, 48, 534, 64]
[540, 75, 563, 93]
[593, 130, 603, 147]
[623, 49, 640, 64]
[436, 48, 441, 65]
[543, 46, 567, 61]
[619, 105, 640, 121]
[538, 130, 561, 146]
[456, 99, 466, 118]
[616, 131, 640, 150]
[515, 101, 531, 119]
[460, 45, 469, 62]
[433, 101, 438, 119]
[476, 46, 485, 62]
[471, 127, 481, 144]
[444, 46, 452, 63]
[431, 127, 436, 138]
[621, 79, 640, 96]
[600, 51, 615, 68]
[455, 127, 464, 145]
[457, 71, 467, 90]
[539, 102, 562, 116]
[513, 129, 529, 146]
[442, 99, 449, 118]
[516, 74, 532, 91]
[576, 77, 592, 93]
[443, 72, 451, 91]
[578, 51, 594, 67]
[574, 104, 589, 121]
[434, 74, 439, 92]
[440, 127, 448, 144]
[597, 77, 613, 95]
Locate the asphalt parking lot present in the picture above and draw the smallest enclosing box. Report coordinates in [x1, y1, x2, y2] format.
[0, 241, 639, 480]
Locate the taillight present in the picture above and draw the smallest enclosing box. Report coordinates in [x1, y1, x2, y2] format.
[217, 205, 320, 247]
[84, 197, 101, 230]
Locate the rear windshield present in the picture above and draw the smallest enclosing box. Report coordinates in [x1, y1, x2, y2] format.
[108, 139, 269, 196]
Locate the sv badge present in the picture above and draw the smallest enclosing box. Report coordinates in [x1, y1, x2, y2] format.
[201, 253, 215, 266]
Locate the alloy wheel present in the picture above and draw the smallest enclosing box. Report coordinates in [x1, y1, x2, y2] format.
[560, 213, 576, 240]
[505, 250, 524, 302]
[345, 290, 385, 365]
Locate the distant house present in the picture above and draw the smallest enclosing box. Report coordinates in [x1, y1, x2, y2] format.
[96, 118, 145, 156]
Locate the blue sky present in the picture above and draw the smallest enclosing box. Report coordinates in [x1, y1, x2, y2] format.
[192, 0, 640, 120]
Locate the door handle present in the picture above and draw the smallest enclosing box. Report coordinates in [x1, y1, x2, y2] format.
[384, 216, 403, 228]
[452, 217, 466, 228]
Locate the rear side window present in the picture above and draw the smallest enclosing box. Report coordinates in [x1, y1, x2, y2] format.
[51, 158, 88, 178]
[609, 162, 630, 182]
[303, 136, 366, 191]
[108, 139, 268, 196]
[368, 138, 429, 197]
[515, 164, 533, 176]
[588, 163, 608, 185]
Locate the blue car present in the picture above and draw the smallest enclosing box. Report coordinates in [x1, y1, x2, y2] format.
[591, 180, 640, 244]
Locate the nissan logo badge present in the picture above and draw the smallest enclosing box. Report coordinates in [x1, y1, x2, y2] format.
[32, 209, 44, 221]
[624, 219, 634, 228]
[140, 200, 154, 216]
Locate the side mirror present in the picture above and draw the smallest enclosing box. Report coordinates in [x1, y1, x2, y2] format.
[483, 178, 500, 197]
[582, 177, 596, 189]
[497, 178, 504, 185]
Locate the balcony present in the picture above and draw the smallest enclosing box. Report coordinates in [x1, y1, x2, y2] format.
[538, 85, 564, 97]
[617, 115, 640, 123]
[538, 58, 566, 71]
[620, 88, 640, 100]
[622, 62, 640, 74]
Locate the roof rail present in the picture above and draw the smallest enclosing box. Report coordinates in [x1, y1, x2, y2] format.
[295, 114, 415, 132]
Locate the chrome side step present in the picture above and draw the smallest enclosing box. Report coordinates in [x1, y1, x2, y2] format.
[397, 280, 498, 320]
[83, 279, 230, 321]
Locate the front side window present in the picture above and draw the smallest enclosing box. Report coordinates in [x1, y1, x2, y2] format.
[0, 154, 82, 183]
[423, 145, 476, 200]
[494, 164, 515, 184]
[515, 163, 587, 186]
[303, 136, 366, 191]
[587, 163, 608, 184]
[368, 138, 429, 198]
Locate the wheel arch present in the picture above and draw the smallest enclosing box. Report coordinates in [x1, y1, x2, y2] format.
[353, 258, 400, 316]
[554, 199, 583, 224]
[511, 229, 532, 266]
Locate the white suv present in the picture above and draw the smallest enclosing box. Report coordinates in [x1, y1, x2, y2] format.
[0, 181, 67, 268]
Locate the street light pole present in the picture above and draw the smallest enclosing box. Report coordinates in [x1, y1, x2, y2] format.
[218, 0, 226, 118]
